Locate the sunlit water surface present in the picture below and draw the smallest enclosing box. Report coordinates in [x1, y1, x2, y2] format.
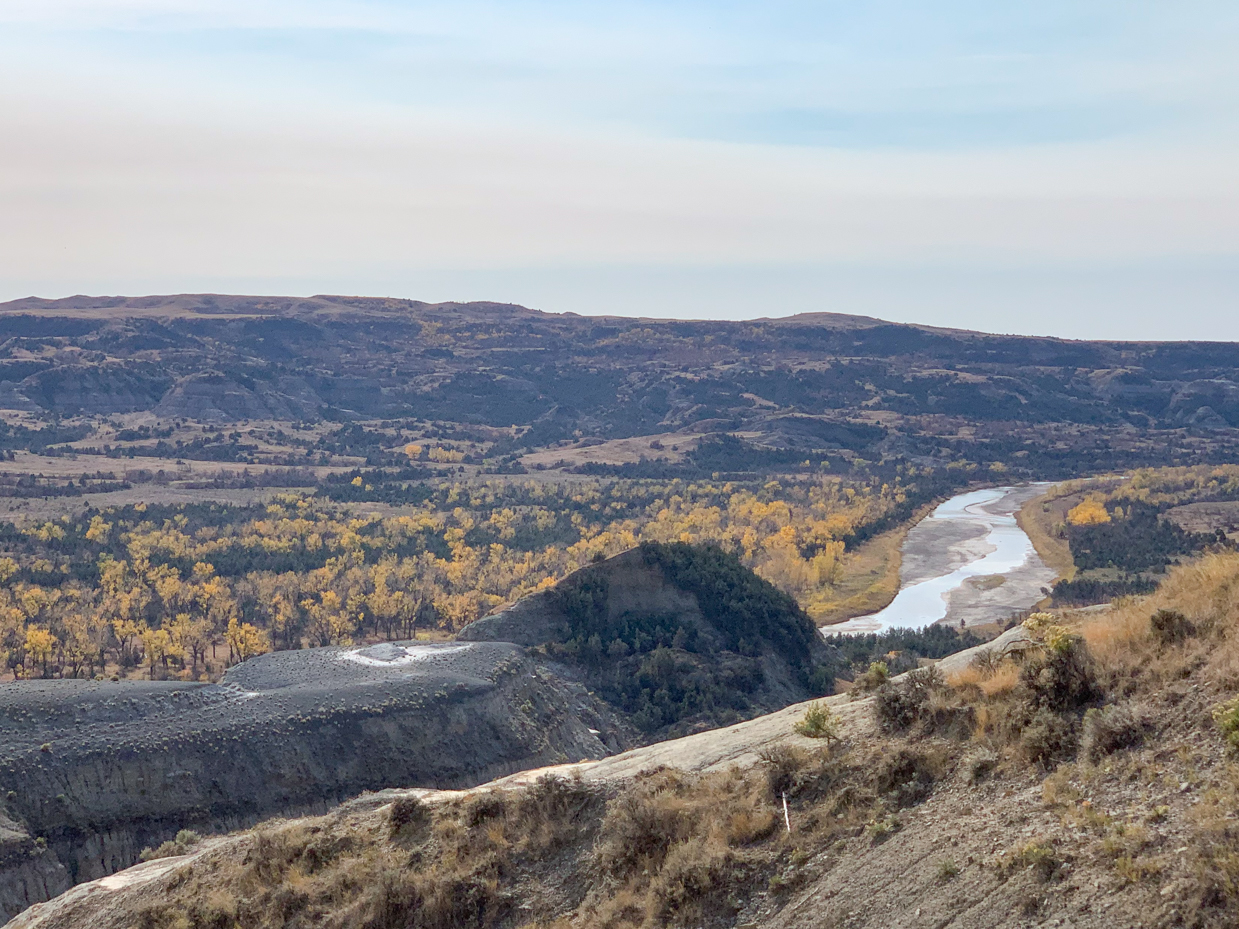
[826, 487, 1036, 635]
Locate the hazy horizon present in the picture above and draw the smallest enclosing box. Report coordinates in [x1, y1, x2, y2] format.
[3, 2, 1238, 340]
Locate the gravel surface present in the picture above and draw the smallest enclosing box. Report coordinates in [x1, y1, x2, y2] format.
[0, 641, 520, 764]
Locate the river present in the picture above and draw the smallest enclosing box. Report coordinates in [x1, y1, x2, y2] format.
[825, 484, 1057, 635]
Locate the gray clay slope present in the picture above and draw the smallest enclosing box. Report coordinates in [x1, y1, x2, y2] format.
[0, 641, 614, 922]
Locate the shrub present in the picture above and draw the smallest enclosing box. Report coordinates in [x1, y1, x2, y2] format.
[1080, 703, 1152, 763]
[873, 747, 939, 808]
[1212, 696, 1239, 751]
[360, 871, 509, 929]
[139, 829, 202, 862]
[1000, 840, 1062, 882]
[966, 749, 999, 783]
[759, 744, 811, 799]
[388, 796, 430, 838]
[594, 771, 693, 880]
[865, 814, 901, 841]
[794, 702, 840, 741]
[510, 775, 601, 853]
[970, 647, 1006, 676]
[1019, 709, 1078, 767]
[937, 859, 960, 882]
[855, 661, 889, 691]
[175, 829, 201, 847]
[1019, 637, 1100, 713]
[872, 668, 946, 733]
[463, 792, 507, 827]
[1150, 608, 1196, 645]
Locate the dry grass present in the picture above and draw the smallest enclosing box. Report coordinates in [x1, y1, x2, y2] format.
[1015, 489, 1078, 584]
[815, 505, 935, 625]
[947, 659, 1020, 698]
[122, 736, 936, 929]
[1074, 552, 1239, 694]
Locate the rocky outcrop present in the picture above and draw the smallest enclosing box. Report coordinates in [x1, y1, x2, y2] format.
[0, 642, 618, 922]
[1167, 378, 1239, 428]
[153, 373, 324, 421]
[19, 366, 170, 415]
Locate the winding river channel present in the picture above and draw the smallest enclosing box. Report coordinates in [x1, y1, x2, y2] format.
[826, 485, 1057, 635]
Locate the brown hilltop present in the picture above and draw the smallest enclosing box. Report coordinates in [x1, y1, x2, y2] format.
[0, 293, 540, 322]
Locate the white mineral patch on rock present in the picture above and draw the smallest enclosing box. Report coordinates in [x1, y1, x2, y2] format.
[338, 643, 474, 667]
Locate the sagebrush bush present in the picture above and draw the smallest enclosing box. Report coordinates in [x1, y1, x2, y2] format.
[1000, 840, 1061, 882]
[1212, 696, 1239, 751]
[759, 744, 811, 798]
[970, 647, 1006, 676]
[1150, 608, 1196, 645]
[872, 747, 941, 808]
[1020, 636, 1100, 713]
[874, 665, 973, 737]
[388, 795, 430, 838]
[510, 775, 600, 853]
[874, 666, 941, 732]
[139, 828, 203, 862]
[855, 660, 889, 691]
[1018, 708, 1078, 767]
[966, 748, 999, 783]
[1081, 703, 1152, 764]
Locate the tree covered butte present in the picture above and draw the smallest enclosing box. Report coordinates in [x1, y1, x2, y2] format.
[460, 543, 839, 740]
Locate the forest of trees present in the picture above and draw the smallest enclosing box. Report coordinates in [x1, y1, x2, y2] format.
[1051, 466, 1239, 604]
[543, 542, 831, 735]
[0, 470, 929, 682]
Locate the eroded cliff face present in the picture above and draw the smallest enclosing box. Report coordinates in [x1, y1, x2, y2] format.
[0, 816, 69, 925]
[0, 642, 619, 922]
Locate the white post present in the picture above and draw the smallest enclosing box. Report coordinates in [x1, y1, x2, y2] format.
[782, 792, 791, 833]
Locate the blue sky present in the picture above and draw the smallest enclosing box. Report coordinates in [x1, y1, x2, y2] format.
[2, 1, 1238, 338]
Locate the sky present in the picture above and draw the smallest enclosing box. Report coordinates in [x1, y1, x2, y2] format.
[1, 1, 1238, 339]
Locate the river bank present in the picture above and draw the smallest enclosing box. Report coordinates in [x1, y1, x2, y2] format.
[825, 485, 1058, 635]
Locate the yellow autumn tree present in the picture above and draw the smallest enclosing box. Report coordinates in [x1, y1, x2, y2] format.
[225, 616, 271, 664]
[1067, 498, 1111, 526]
[25, 626, 58, 677]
